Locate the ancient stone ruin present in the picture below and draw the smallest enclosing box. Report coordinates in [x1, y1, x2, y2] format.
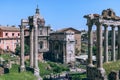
[84, 8, 120, 80]
[19, 7, 42, 80]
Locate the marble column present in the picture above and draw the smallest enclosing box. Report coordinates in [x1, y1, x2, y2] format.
[88, 24, 93, 66]
[111, 26, 116, 61]
[96, 23, 103, 69]
[30, 26, 34, 68]
[33, 24, 40, 76]
[118, 26, 120, 60]
[104, 25, 108, 62]
[19, 25, 25, 72]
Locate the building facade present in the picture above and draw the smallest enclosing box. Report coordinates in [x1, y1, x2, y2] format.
[24, 7, 51, 61]
[0, 26, 20, 53]
[48, 27, 81, 63]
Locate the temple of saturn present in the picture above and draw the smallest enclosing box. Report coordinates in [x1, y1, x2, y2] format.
[19, 7, 42, 80]
[84, 8, 120, 80]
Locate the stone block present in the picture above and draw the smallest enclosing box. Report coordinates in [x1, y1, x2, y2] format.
[108, 71, 119, 80]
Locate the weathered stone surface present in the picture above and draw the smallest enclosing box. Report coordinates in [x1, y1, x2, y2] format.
[108, 71, 119, 80]
[0, 67, 4, 75]
[87, 66, 107, 80]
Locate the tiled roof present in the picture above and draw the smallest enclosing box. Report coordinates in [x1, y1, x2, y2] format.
[0, 26, 20, 31]
[55, 27, 81, 33]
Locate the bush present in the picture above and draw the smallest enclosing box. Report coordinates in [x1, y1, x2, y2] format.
[15, 44, 30, 56]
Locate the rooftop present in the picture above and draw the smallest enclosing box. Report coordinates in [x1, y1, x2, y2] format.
[0, 26, 20, 32]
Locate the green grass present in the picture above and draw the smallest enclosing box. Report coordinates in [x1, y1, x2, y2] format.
[39, 61, 69, 77]
[69, 73, 86, 80]
[0, 72, 37, 80]
[103, 60, 120, 75]
[0, 54, 18, 61]
[0, 54, 69, 80]
[0, 64, 37, 80]
[39, 61, 53, 77]
[0, 54, 11, 60]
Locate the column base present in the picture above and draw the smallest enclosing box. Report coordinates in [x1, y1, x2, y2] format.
[37, 76, 43, 80]
[20, 65, 25, 72]
[96, 68, 107, 80]
[34, 68, 40, 77]
[34, 68, 42, 80]
[87, 66, 107, 80]
[88, 64, 94, 67]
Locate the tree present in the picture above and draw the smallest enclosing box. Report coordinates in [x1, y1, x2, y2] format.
[15, 44, 30, 56]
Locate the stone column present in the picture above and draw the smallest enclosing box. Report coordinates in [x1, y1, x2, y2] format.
[111, 26, 116, 61]
[118, 26, 120, 60]
[117, 26, 120, 59]
[103, 25, 108, 62]
[88, 24, 93, 66]
[19, 25, 25, 72]
[30, 26, 34, 68]
[33, 23, 40, 76]
[96, 23, 103, 69]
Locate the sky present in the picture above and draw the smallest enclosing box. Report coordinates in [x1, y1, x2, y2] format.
[0, 0, 120, 30]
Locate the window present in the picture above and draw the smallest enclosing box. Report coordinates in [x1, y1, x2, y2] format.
[7, 46, 9, 49]
[39, 28, 43, 35]
[40, 41, 43, 49]
[18, 33, 20, 36]
[5, 33, 8, 36]
[12, 33, 14, 36]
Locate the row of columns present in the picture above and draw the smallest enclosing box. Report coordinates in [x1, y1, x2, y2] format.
[20, 19, 40, 77]
[88, 23, 120, 68]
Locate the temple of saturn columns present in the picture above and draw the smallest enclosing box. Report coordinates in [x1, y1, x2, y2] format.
[84, 8, 120, 80]
[19, 7, 42, 79]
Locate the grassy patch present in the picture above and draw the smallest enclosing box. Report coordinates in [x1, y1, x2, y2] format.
[103, 60, 120, 75]
[39, 62, 53, 77]
[0, 54, 70, 80]
[39, 61, 69, 77]
[69, 73, 86, 80]
[0, 54, 18, 61]
[0, 64, 37, 80]
[0, 54, 11, 60]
